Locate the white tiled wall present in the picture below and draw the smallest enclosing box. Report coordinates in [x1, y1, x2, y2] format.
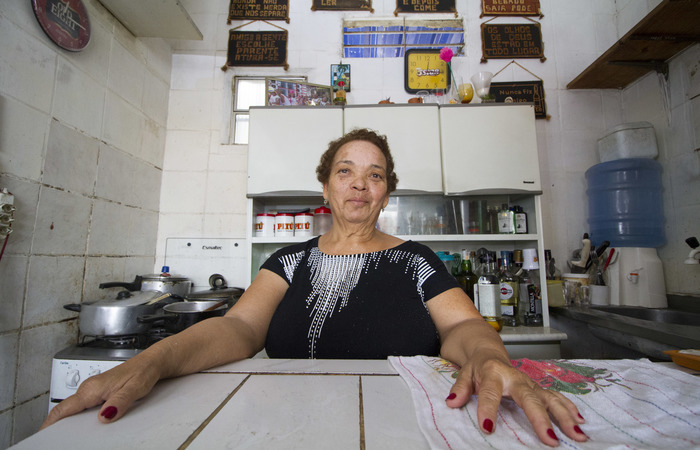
[0, 0, 172, 445]
[1, 0, 698, 446]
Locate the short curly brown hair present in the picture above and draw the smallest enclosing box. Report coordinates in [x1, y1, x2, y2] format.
[316, 128, 399, 193]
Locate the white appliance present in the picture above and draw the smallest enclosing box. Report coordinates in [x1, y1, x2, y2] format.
[164, 238, 248, 291]
[607, 247, 667, 308]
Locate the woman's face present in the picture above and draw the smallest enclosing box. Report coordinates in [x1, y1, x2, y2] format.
[323, 140, 390, 227]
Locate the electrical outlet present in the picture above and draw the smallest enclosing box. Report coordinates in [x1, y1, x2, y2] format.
[0, 188, 15, 239]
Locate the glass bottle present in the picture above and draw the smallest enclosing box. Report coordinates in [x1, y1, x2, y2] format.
[544, 249, 562, 280]
[514, 205, 528, 234]
[519, 249, 543, 326]
[478, 252, 503, 332]
[499, 251, 520, 326]
[498, 203, 515, 234]
[456, 249, 478, 305]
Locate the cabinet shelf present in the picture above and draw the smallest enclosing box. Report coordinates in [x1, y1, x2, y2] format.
[252, 233, 540, 245]
[567, 0, 700, 89]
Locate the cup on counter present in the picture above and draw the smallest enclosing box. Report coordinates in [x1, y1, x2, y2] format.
[590, 285, 610, 305]
[562, 273, 590, 307]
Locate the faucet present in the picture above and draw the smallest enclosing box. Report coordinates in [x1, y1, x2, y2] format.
[685, 236, 700, 264]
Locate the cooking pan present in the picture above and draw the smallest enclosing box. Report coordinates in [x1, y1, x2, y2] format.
[137, 300, 228, 333]
[99, 268, 192, 297]
[64, 291, 175, 337]
[185, 273, 244, 307]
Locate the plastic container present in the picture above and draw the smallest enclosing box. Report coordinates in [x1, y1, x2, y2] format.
[313, 206, 332, 235]
[585, 158, 664, 248]
[294, 212, 313, 236]
[597, 121, 658, 162]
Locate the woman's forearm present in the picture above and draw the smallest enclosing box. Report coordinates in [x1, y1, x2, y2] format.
[439, 318, 511, 368]
[131, 315, 263, 381]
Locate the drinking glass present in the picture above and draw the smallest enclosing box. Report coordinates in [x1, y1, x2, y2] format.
[470, 72, 494, 102]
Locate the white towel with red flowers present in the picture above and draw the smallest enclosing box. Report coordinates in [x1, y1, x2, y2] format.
[388, 356, 700, 449]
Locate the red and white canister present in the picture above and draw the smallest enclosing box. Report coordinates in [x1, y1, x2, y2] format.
[275, 213, 294, 237]
[294, 212, 314, 237]
[255, 213, 275, 237]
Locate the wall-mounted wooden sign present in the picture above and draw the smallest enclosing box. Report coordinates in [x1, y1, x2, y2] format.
[490, 80, 547, 119]
[481, 23, 545, 62]
[394, 0, 456, 16]
[312, 0, 373, 11]
[223, 30, 288, 71]
[481, 0, 542, 18]
[228, 0, 290, 24]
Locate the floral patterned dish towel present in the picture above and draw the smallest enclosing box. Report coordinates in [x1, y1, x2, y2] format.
[388, 356, 700, 449]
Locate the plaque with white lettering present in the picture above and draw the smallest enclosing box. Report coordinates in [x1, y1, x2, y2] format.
[32, 0, 90, 51]
[481, 23, 545, 62]
[490, 81, 547, 119]
[394, 0, 456, 15]
[228, 0, 290, 24]
[311, 0, 373, 11]
[481, 0, 542, 18]
[224, 30, 289, 70]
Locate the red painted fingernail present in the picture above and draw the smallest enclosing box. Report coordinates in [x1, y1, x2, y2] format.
[445, 392, 456, 400]
[101, 406, 118, 419]
[574, 425, 584, 434]
[483, 418, 494, 433]
[578, 413, 585, 420]
[547, 428, 559, 441]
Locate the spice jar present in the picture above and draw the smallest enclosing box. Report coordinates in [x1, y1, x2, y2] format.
[313, 206, 332, 235]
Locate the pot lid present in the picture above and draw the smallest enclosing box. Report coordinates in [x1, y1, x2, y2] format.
[141, 266, 190, 283]
[186, 273, 244, 300]
[92, 291, 170, 307]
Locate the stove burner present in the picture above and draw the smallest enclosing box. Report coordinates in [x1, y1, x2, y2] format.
[79, 328, 174, 350]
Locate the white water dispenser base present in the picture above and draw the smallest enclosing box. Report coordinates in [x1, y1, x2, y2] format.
[608, 247, 667, 308]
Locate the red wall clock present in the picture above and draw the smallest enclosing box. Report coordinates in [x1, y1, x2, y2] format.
[32, 0, 91, 51]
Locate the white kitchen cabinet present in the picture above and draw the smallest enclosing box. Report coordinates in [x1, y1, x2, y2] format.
[344, 105, 443, 194]
[247, 106, 344, 196]
[440, 104, 541, 195]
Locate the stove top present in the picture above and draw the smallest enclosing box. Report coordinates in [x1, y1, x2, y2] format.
[55, 328, 174, 361]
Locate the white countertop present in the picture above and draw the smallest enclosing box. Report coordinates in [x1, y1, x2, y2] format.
[499, 326, 567, 342]
[14, 359, 429, 450]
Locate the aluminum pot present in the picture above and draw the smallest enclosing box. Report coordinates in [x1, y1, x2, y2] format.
[137, 300, 228, 333]
[99, 269, 192, 297]
[64, 291, 175, 337]
[185, 273, 244, 307]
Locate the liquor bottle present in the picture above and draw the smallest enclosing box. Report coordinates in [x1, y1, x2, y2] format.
[498, 203, 515, 234]
[499, 251, 520, 326]
[519, 248, 543, 326]
[514, 206, 528, 234]
[544, 249, 562, 280]
[477, 252, 503, 332]
[455, 249, 478, 305]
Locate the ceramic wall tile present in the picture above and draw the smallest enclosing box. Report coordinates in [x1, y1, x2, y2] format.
[142, 74, 170, 127]
[171, 54, 215, 91]
[159, 172, 207, 213]
[102, 91, 143, 156]
[12, 394, 49, 445]
[559, 90, 605, 132]
[143, 39, 174, 85]
[125, 209, 159, 256]
[23, 256, 83, 327]
[0, 255, 26, 332]
[205, 172, 246, 214]
[140, 117, 166, 168]
[0, 409, 12, 450]
[128, 159, 162, 211]
[83, 255, 127, 301]
[15, 321, 77, 403]
[43, 120, 99, 196]
[0, 333, 19, 410]
[87, 200, 131, 255]
[0, 96, 49, 181]
[109, 41, 146, 110]
[63, 19, 110, 86]
[202, 213, 247, 237]
[0, 17, 56, 112]
[167, 12, 217, 52]
[0, 176, 40, 256]
[163, 130, 211, 172]
[31, 187, 91, 256]
[167, 89, 214, 131]
[52, 60, 105, 140]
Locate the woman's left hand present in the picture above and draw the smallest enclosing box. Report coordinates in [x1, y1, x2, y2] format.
[445, 357, 588, 447]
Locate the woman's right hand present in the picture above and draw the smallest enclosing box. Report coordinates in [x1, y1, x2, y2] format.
[41, 355, 161, 429]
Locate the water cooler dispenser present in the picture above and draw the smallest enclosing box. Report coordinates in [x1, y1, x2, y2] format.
[586, 154, 667, 308]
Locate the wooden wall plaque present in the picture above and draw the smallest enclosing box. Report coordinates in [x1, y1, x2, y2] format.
[490, 80, 547, 118]
[394, 0, 456, 15]
[481, 0, 542, 18]
[224, 30, 288, 70]
[312, 0, 373, 11]
[481, 23, 545, 62]
[228, 0, 289, 23]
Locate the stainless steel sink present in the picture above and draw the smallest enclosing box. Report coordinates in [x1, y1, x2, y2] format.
[591, 306, 700, 326]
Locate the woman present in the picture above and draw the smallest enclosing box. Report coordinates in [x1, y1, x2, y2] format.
[43, 129, 587, 447]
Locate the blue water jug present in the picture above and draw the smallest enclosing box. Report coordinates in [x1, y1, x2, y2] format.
[585, 158, 664, 248]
